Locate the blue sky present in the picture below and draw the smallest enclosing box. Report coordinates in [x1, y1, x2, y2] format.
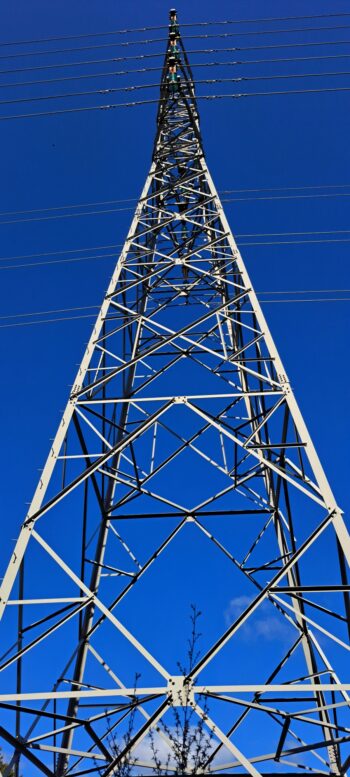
[0, 0, 349, 548]
[0, 0, 349, 770]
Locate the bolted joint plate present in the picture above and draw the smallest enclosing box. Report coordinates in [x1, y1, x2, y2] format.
[167, 675, 194, 707]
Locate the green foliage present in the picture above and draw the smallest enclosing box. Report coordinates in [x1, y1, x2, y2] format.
[104, 674, 141, 777]
[0, 750, 14, 776]
[107, 606, 213, 776]
[149, 606, 213, 775]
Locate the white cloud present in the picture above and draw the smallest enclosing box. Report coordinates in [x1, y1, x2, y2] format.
[224, 595, 292, 642]
[284, 737, 310, 766]
[133, 731, 173, 766]
[131, 722, 231, 772]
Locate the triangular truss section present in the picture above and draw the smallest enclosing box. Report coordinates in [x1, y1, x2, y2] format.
[0, 10, 349, 777]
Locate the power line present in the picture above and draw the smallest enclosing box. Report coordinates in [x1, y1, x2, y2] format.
[0, 206, 135, 224]
[2, 40, 350, 78]
[221, 192, 350, 202]
[261, 288, 350, 294]
[0, 83, 159, 108]
[2, 53, 350, 90]
[0, 304, 99, 320]
[0, 201, 135, 218]
[0, 85, 349, 122]
[0, 243, 121, 269]
[0, 68, 143, 89]
[264, 297, 350, 302]
[238, 229, 350, 237]
[1, 228, 348, 242]
[0, 233, 348, 272]
[1, 293, 350, 329]
[0, 253, 120, 271]
[1, 13, 350, 47]
[220, 183, 350, 193]
[0, 186, 348, 219]
[3, 25, 350, 62]
[0, 243, 346, 271]
[205, 85, 350, 98]
[0, 313, 98, 328]
[0, 38, 165, 62]
[230, 53, 350, 66]
[1, 194, 349, 225]
[5, 291, 350, 318]
[183, 24, 350, 40]
[0, 243, 120, 261]
[238, 238, 350, 245]
[218, 70, 350, 82]
[200, 53, 350, 70]
[0, 55, 159, 78]
[1, 194, 350, 225]
[6, 304, 350, 329]
[1, 70, 350, 110]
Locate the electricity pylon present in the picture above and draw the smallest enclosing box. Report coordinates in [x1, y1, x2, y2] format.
[1, 9, 349, 777]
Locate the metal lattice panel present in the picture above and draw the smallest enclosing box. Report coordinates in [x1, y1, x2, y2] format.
[0, 11, 349, 777]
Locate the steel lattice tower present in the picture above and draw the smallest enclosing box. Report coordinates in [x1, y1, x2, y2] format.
[0, 10, 349, 777]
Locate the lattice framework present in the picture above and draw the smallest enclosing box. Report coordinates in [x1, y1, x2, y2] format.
[0, 10, 349, 777]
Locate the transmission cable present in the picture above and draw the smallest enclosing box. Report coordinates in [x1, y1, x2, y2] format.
[182, 24, 350, 40]
[2, 53, 350, 90]
[0, 200, 136, 218]
[0, 40, 350, 75]
[0, 206, 135, 224]
[1, 194, 350, 224]
[5, 291, 350, 318]
[0, 86, 349, 122]
[221, 183, 350, 193]
[1, 227, 348, 239]
[205, 70, 350, 83]
[0, 14, 342, 45]
[0, 304, 99, 320]
[0, 243, 119, 261]
[238, 237, 350, 245]
[1, 295, 350, 329]
[239, 229, 350, 237]
[1, 13, 350, 46]
[0, 293, 345, 319]
[1, 40, 350, 77]
[0, 254, 122, 271]
[190, 52, 350, 69]
[1, 70, 350, 109]
[0, 187, 348, 220]
[1, 194, 349, 225]
[2, 25, 350, 61]
[0, 243, 347, 271]
[0, 235, 349, 273]
[221, 191, 350, 202]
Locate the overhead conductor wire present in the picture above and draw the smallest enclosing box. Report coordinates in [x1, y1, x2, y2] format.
[1, 23, 350, 61]
[1, 13, 350, 46]
[0, 230, 349, 272]
[0, 87, 350, 121]
[0, 184, 348, 218]
[0, 70, 350, 109]
[2, 38, 350, 77]
[2, 54, 350, 89]
[0, 17, 348, 315]
[1, 293, 350, 329]
[0, 53, 350, 91]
